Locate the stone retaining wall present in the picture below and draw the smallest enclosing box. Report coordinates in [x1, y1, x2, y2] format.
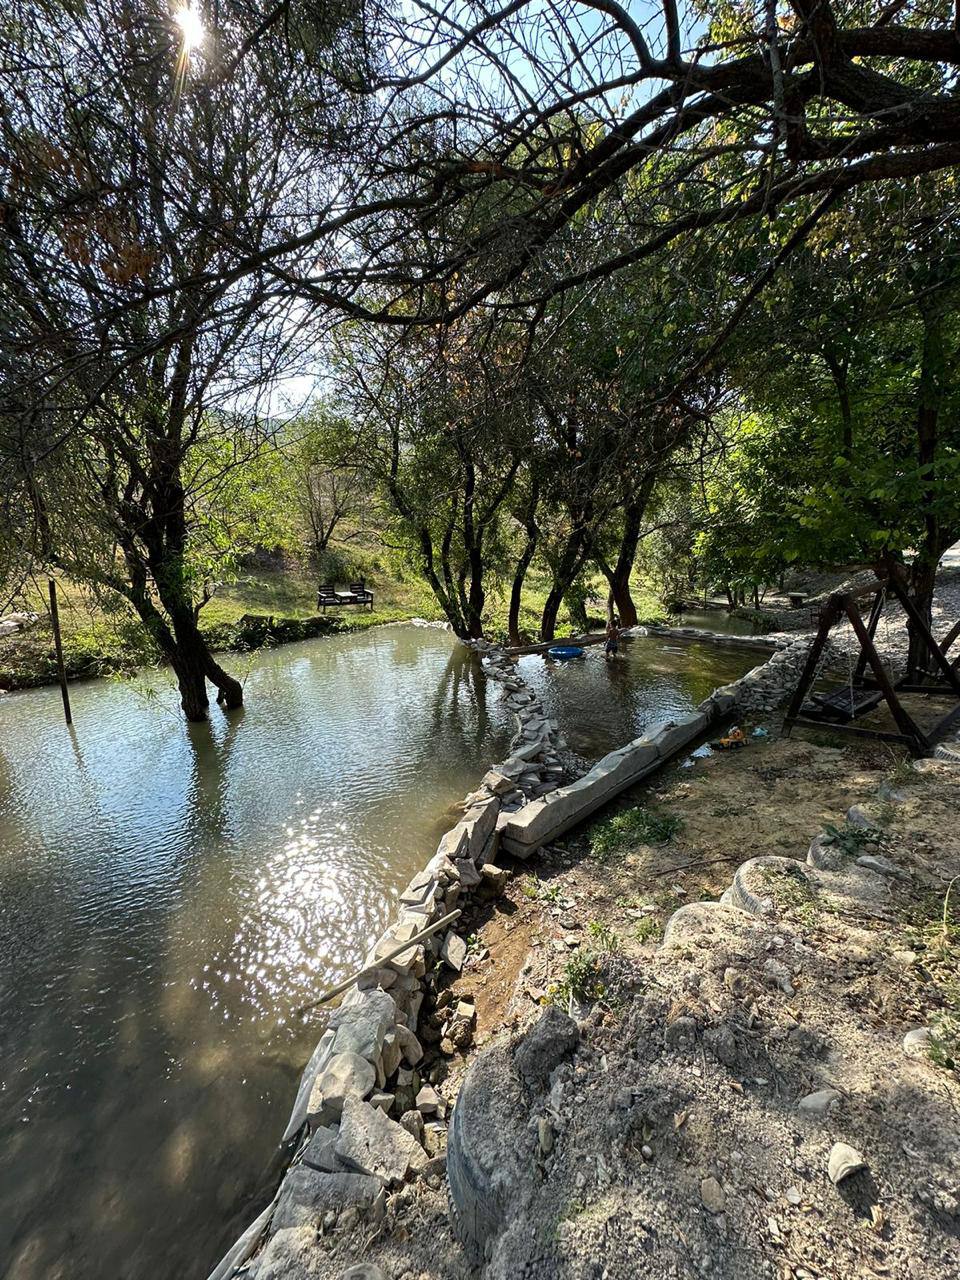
[206, 628, 800, 1279]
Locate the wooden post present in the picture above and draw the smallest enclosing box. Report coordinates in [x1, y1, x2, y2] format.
[48, 579, 72, 725]
[844, 599, 927, 753]
[782, 594, 843, 733]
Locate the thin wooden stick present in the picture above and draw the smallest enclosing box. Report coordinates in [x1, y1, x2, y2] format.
[294, 908, 462, 1018]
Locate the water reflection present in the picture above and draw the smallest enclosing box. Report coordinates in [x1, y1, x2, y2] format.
[0, 625, 512, 1280]
[518, 634, 757, 764]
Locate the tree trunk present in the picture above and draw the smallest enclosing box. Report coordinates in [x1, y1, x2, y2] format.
[170, 610, 243, 720]
[540, 529, 588, 640]
[608, 501, 645, 626]
[907, 299, 947, 675]
[507, 484, 540, 646]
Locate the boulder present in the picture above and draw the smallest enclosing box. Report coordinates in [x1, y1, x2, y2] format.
[272, 1166, 380, 1232]
[462, 800, 500, 861]
[328, 989, 396, 1063]
[302, 1125, 344, 1173]
[307, 1053, 376, 1127]
[416, 1085, 441, 1115]
[395, 1023, 424, 1067]
[480, 863, 509, 894]
[335, 1097, 427, 1184]
[437, 824, 470, 861]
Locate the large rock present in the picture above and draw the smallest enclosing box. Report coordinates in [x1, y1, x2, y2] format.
[462, 799, 500, 861]
[307, 1052, 376, 1127]
[253, 1226, 320, 1280]
[335, 1097, 427, 1184]
[437, 824, 470, 861]
[395, 1023, 424, 1066]
[272, 1166, 380, 1231]
[440, 931, 468, 972]
[301, 1125, 343, 1173]
[328, 989, 396, 1063]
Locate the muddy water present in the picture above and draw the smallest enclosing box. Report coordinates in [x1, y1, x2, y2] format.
[0, 625, 512, 1280]
[0, 623, 758, 1280]
[518, 633, 759, 763]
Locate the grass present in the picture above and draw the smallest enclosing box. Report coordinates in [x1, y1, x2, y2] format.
[907, 881, 960, 1072]
[758, 862, 819, 924]
[633, 916, 660, 944]
[2, 559, 667, 690]
[590, 806, 684, 859]
[586, 919, 622, 952]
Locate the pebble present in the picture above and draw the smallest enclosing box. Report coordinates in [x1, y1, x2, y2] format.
[797, 1088, 841, 1115]
[785, 1185, 802, 1206]
[700, 1176, 726, 1214]
[641, 1144, 653, 1161]
[827, 1142, 867, 1185]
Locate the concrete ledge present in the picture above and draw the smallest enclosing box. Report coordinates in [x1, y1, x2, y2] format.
[499, 711, 714, 858]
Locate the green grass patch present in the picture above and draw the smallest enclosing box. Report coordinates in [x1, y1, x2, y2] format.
[590, 806, 683, 859]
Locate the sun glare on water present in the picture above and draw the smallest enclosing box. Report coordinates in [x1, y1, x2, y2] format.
[174, 4, 204, 51]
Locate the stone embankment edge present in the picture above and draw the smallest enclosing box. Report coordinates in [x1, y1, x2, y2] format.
[205, 629, 802, 1280]
[205, 635, 572, 1279]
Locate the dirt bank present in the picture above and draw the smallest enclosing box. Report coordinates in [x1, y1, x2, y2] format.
[300, 731, 960, 1280]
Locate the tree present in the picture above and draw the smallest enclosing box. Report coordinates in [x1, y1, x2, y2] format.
[291, 408, 367, 562]
[338, 320, 531, 638]
[0, 0, 372, 718]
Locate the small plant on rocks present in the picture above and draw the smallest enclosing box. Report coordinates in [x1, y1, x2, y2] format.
[821, 820, 882, 857]
[590, 807, 683, 859]
[587, 919, 621, 952]
[551, 949, 606, 1007]
[633, 916, 660, 944]
[520, 874, 563, 904]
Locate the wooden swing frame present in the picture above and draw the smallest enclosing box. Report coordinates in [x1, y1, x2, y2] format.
[783, 571, 960, 757]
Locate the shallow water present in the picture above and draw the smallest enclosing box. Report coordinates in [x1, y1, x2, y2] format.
[669, 608, 761, 635]
[0, 624, 759, 1280]
[0, 625, 512, 1280]
[518, 634, 758, 762]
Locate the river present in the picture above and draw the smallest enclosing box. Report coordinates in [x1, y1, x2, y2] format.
[0, 623, 756, 1280]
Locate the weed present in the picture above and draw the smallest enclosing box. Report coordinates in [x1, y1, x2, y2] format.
[821, 821, 882, 857]
[590, 807, 683, 859]
[633, 916, 660, 944]
[587, 919, 621, 952]
[551, 949, 606, 1007]
[520, 874, 563, 905]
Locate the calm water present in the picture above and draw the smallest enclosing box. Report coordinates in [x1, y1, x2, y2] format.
[0, 625, 512, 1280]
[0, 623, 757, 1280]
[518, 633, 758, 762]
[669, 609, 761, 635]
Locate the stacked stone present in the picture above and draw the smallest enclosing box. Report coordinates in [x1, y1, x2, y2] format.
[468, 638, 566, 803]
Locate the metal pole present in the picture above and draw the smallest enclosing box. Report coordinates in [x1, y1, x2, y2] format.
[293, 908, 462, 1018]
[48, 579, 72, 725]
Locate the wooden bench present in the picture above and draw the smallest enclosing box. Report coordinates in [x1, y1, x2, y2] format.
[317, 580, 374, 611]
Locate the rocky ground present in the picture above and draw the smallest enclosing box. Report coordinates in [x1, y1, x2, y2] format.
[246, 729, 960, 1280]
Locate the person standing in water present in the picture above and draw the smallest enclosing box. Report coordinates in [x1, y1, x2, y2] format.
[605, 615, 620, 660]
